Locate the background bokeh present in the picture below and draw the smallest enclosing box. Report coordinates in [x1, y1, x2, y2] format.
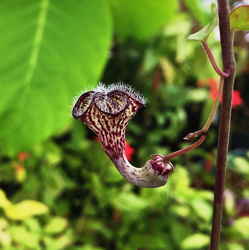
[0, 0, 249, 249]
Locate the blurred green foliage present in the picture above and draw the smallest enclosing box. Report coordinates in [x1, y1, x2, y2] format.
[0, 0, 249, 249]
[230, 2, 249, 31]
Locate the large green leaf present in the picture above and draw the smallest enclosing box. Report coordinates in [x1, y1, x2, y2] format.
[108, 0, 178, 40]
[0, 0, 112, 154]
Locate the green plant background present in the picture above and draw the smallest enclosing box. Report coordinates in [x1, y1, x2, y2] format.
[0, 0, 249, 249]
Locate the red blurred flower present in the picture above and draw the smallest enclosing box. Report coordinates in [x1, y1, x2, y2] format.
[208, 78, 219, 101]
[203, 159, 213, 172]
[18, 152, 29, 162]
[125, 141, 135, 161]
[232, 90, 243, 108]
[198, 78, 243, 108]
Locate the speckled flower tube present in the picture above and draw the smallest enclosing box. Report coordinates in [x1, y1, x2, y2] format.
[72, 84, 174, 188]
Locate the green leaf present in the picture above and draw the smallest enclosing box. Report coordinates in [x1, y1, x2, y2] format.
[232, 156, 249, 174]
[24, 218, 41, 233]
[188, 4, 218, 41]
[9, 225, 40, 248]
[168, 166, 190, 196]
[233, 217, 249, 239]
[0, 191, 47, 221]
[108, 0, 178, 40]
[170, 222, 189, 244]
[43, 229, 73, 249]
[230, 2, 249, 30]
[5, 200, 48, 220]
[112, 192, 149, 213]
[0, 0, 112, 154]
[130, 233, 171, 249]
[187, 88, 208, 102]
[45, 217, 68, 234]
[171, 205, 190, 218]
[191, 199, 212, 221]
[181, 233, 209, 249]
[226, 243, 245, 250]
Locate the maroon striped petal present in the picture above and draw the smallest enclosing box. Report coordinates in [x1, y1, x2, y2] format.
[72, 84, 144, 158]
[72, 91, 94, 119]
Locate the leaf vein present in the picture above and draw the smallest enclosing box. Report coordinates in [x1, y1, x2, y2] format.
[24, 0, 49, 85]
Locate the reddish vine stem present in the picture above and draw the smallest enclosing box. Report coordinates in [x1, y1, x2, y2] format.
[209, 0, 236, 249]
[165, 76, 224, 161]
[201, 41, 229, 78]
[166, 39, 229, 161]
[164, 135, 206, 161]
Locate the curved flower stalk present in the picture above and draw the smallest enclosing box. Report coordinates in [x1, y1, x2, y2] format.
[72, 84, 174, 187]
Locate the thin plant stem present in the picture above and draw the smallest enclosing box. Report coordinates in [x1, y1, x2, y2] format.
[201, 41, 229, 78]
[209, 0, 236, 249]
[164, 135, 206, 160]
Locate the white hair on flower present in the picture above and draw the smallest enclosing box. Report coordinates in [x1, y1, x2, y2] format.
[94, 82, 146, 105]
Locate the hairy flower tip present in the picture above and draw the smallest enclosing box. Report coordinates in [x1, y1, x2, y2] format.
[72, 83, 145, 119]
[107, 83, 146, 105]
[72, 83, 145, 158]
